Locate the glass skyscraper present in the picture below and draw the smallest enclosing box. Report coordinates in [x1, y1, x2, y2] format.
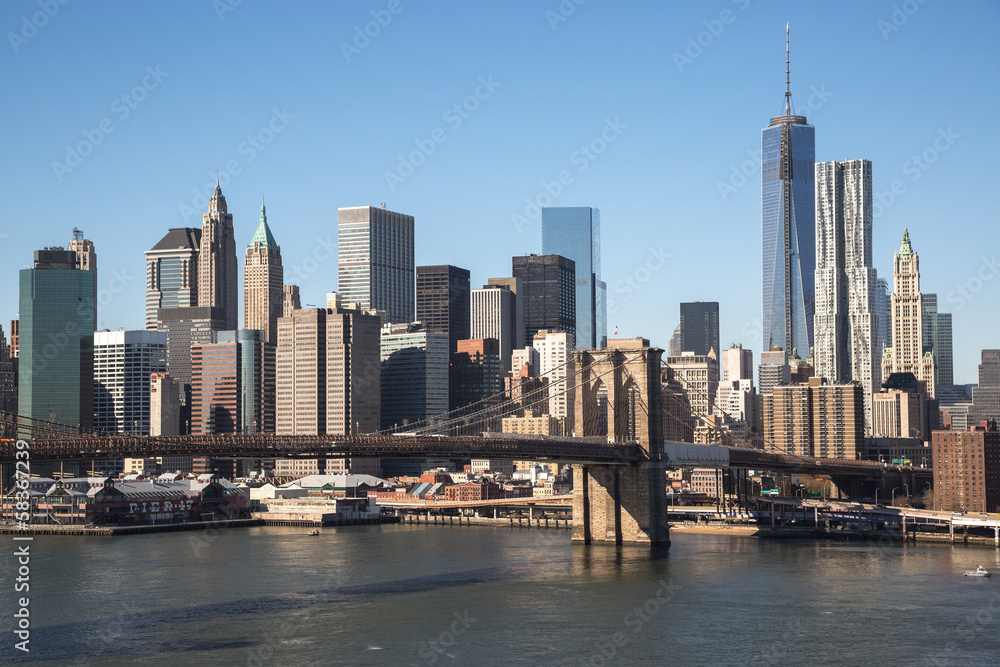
[762, 31, 815, 358]
[145, 227, 201, 329]
[18, 248, 97, 434]
[541, 207, 606, 350]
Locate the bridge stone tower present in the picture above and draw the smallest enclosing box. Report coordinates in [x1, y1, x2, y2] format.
[571, 339, 669, 547]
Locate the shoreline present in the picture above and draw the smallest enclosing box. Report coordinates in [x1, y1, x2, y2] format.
[0, 515, 400, 536]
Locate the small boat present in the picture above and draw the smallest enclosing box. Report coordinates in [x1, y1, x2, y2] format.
[964, 566, 991, 577]
[307, 529, 319, 536]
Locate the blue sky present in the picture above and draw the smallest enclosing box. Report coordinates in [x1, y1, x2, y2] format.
[1, 0, 997, 383]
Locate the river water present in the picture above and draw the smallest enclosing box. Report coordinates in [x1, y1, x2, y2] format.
[3, 524, 999, 666]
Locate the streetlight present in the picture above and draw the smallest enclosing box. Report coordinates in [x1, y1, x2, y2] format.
[891, 487, 898, 506]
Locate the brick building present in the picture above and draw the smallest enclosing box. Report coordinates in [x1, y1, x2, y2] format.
[932, 422, 1000, 513]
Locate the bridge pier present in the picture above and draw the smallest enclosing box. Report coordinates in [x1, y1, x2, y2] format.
[571, 464, 669, 547]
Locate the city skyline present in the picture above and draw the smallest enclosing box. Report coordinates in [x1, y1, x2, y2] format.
[1, 2, 997, 382]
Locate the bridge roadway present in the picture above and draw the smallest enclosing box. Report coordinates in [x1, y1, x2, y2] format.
[1, 433, 908, 478]
[3, 433, 641, 465]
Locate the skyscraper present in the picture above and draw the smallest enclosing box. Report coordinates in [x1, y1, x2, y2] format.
[243, 198, 283, 344]
[722, 343, 754, 383]
[338, 205, 415, 324]
[512, 254, 576, 347]
[145, 227, 201, 329]
[68, 228, 98, 327]
[275, 296, 381, 436]
[882, 229, 936, 398]
[282, 284, 301, 316]
[971, 350, 1000, 425]
[541, 207, 606, 349]
[813, 159, 880, 431]
[93, 329, 167, 435]
[876, 277, 891, 352]
[0, 324, 16, 429]
[758, 346, 791, 397]
[416, 265, 470, 352]
[471, 284, 518, 372]
[921, 294, 953, 389]
[18, 248, 97, 433]
[191, 330, 273, 435]
[488, 277, 524, 347]
[198, 182, 239, 331]
[450, 338, 503, 431]
[150, 372, 180, 436]
[678, 302, 720, 356]
[326, 295, 382, 436]
[532, 329, 574, 423]
[380, 323, 449, 430]
[762, 26, 815, 358]
[156, 306, 227, 432]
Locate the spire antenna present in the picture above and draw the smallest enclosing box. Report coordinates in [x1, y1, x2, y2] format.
[785, 23, 792, 116]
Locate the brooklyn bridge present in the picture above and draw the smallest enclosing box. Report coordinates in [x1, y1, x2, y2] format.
[1, 340, 924, 547]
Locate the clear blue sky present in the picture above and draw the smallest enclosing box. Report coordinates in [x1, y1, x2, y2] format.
[1, 0, 997, 384]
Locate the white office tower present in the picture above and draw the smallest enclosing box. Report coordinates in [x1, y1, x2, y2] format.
[532, 329, 574, 423]
[716, 343, 755, 430]
[93, 329, 167, 435]
[472, 284, 517, 372]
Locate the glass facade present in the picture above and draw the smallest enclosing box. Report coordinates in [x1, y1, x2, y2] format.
[416, 265, 471, 353]
[512, 254, 576, 347]
[215, 330, 273, 434]
[145, 228, 200, 330]
[541, 207, 606, 349]
[18, 264, 96, 433]
[762, 118, 814, 357]
[379, 329, 449, 430]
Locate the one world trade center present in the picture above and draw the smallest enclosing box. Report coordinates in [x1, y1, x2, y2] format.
[762, 25, 815, 358]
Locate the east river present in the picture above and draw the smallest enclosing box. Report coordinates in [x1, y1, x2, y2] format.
[3, 524, 1000, 666]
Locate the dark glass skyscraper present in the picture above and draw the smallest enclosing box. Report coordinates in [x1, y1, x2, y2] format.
[541, 207, 606, 349]
[679, 302, 720, 356]
[18, 248, 97, 434]
[511, 254, 576, 347]
[416, 265, 470, 353]
[762, 27, 815, 358]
